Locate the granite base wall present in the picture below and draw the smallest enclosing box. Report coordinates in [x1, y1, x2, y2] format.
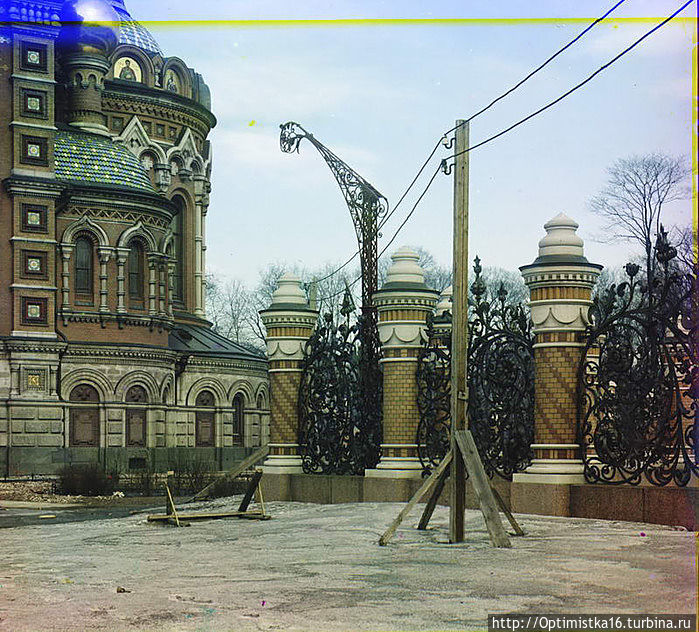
[261, 473, 696, 529]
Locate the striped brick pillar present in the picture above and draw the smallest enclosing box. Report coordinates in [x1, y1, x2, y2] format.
[366, 247, 439, 479]
[515, 214, 602, 484]
[260, 274, 318, 473]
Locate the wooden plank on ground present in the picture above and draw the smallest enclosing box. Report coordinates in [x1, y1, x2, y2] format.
[453, 430, 511, 548]
[187, 445, 269, 502]
[147, 510, 270, 522]
[238, 470, 263, 512]
[490, 484, 524, 536]
[378, 449, 453, 546]
[417, 460, 450, 530]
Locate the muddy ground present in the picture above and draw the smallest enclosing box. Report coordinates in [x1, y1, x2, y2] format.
[0, 498, 694, 632]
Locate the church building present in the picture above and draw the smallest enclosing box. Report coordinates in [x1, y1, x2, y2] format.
[0, 0, 270, 475]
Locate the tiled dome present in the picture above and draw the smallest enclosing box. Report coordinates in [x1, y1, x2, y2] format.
[54, 130, 156, 192]
[110, 1, 163, 55]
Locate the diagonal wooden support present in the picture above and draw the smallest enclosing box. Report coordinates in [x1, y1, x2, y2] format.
[254, 470, 266, 516]
[453, 430, 511, 548]
[164, 482, 182, 527]
[238, 469, 264, 513]
[490, 483, 524, 536]
[379, 449, 453, 546]
[417, 460, 451, 530]
[187, 445, 269, 503]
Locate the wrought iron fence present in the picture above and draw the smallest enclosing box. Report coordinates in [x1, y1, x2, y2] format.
[297, 312, 382, 475]
[416, 257, 535, 479]
[577, 227, 698, 486]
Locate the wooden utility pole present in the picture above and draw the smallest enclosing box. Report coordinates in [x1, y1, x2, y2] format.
[449, 120, 469, 543]
[448, 119, 511, 548]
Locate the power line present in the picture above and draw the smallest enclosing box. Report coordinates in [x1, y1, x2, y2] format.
[371, 0, 693, 293]
[312, 0, 629, 289]
[443, 0, 629, 137]
[314, 0, 691, 302]
[448, 0, 694, 161]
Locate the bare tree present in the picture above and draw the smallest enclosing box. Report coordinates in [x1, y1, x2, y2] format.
[205, 273, 258, 347]
[477, 265, 528, 305]
[590, 153, 690, 278]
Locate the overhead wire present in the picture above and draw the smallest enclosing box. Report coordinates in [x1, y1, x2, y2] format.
[446, 0, 695, 162]
[313, 0, 692, 301]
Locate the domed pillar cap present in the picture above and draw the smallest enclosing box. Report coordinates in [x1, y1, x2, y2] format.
[381, 246, 429, 290]
[435, 285, 453, 316]
[267, 273, 311, 310]
[523, 212, 594, 267]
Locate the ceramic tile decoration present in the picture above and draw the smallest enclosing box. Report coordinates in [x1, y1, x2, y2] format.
[54, 131, 154, 192]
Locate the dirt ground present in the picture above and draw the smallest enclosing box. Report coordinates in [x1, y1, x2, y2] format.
[0, 498, 694, 632]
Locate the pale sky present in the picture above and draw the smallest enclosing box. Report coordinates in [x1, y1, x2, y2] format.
[125, 0, 695, 286]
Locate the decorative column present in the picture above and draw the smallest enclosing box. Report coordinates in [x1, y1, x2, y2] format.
[159, 257, 168, 316]
[514, 213, 602, 484]
[115, 247, 129, 313]
[366, 247, 439, 478]
[97, 247, 111, 313]
[260, 274, 318, 473]
[193, 175, 208, 319]
[59, 244, 73, 311]
[147, 254, 158, 315]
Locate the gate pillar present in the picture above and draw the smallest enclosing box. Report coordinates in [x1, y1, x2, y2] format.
[366, 247, 439, 478]
[515, 214, 602, 485]
[260, 274, 318, 473]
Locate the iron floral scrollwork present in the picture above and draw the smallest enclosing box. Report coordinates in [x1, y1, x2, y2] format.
[416, 313, 452, 473]
[468, 257, 535, 479]
[416, 257, 535, 479]
[577, 227, 698, 486]
[281, 121, 385, 473]
[297, 311, 382, 475]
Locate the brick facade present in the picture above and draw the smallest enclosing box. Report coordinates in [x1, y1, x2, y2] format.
[0, 4, 269, 474]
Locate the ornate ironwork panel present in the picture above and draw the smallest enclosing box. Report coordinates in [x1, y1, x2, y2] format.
[577, 227, 698, 486]
[416, 315, 452, 472]
[416, 257, 535, 479]
[298, 313, 381, 474]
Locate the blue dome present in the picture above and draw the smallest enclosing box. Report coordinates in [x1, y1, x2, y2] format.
[111, 1, 163, 55]
[59, 0, 121, 54]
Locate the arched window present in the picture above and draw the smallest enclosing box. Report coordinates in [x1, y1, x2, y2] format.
[195, 390, 215, 447]
[74, 236, 94, 303]
[69, 384, 99, 446]
[128, 241, 145, 307]
[125, 385, 147, 446]
[257, 394, 264, 410]
[171, 196, 185, 303]
[232, 393, 244, 444]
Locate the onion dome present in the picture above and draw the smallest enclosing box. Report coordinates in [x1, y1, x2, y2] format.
[110, 0, 163, 55]
[58, 0, 120, 55]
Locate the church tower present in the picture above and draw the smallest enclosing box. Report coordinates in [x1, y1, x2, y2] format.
[0, 0, 269, 475]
